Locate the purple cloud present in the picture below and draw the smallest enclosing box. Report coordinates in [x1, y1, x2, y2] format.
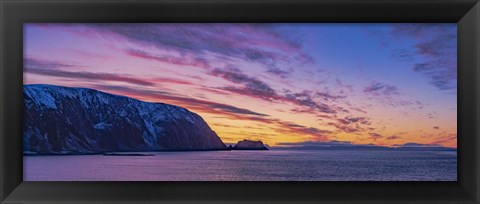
[327, 122, 362, 133]
[326, 116, 372, 134]
[25, 57, 205, 87]
[210, 67, 338, 114]
[386, 135, 399, 140]
[282, 90, 337, 114]
[315, 91, 346, 101]
[210, 67, 276, 99]
[337, 116, 370, 125]
[368, 132, 383, 141]
[265, 67, 290, 78]
[25, 65, 156, 87]
[58, 23, 312, 77]
[125, 49, 211, 69]
[270, 120, 331, 140]
[363, 81, 423, 108]
[25, 57, 75, 70]
[363, 81, 399, 96]
[391, 49, 415, 62]
[391, 24, 457, 91]
[29, 69, 155, 86]
[335, 78, 354, 93]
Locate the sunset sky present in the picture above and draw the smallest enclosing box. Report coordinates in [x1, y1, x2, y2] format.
[23, 23, 457, 148]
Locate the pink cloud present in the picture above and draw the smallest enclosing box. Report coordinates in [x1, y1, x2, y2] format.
[126, 49, 211, 69]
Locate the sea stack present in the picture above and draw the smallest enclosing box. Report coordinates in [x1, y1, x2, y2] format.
[232, 139, 269, 150]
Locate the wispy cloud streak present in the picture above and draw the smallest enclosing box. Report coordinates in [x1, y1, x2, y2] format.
[57, 23, 313, 77]
[209, 67, 338, 114]
[126, 49, 211, 69]
[25, 58, 156, 86]
[392, 24, 457, 91]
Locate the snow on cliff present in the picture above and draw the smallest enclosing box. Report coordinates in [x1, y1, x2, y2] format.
[23, 84, 227, 154]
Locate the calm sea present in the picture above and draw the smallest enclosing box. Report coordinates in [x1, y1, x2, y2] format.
[23, 150, 457, 181]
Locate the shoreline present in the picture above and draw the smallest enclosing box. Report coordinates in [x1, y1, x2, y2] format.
[23, 148, 273, 156]
[23, 148, 456, 156]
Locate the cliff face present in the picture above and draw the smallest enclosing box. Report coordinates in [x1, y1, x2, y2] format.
[23, 84, 227, 154]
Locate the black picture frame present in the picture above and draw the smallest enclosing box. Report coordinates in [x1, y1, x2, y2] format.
[1, 0, 479, 203]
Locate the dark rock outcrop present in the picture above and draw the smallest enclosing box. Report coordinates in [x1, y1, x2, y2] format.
[232, 139, 269, 150]
[23, 84, 227, 154]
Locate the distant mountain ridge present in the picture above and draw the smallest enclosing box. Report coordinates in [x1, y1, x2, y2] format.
[23, 84, 227, 154]
[272, 141, 456, 151]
